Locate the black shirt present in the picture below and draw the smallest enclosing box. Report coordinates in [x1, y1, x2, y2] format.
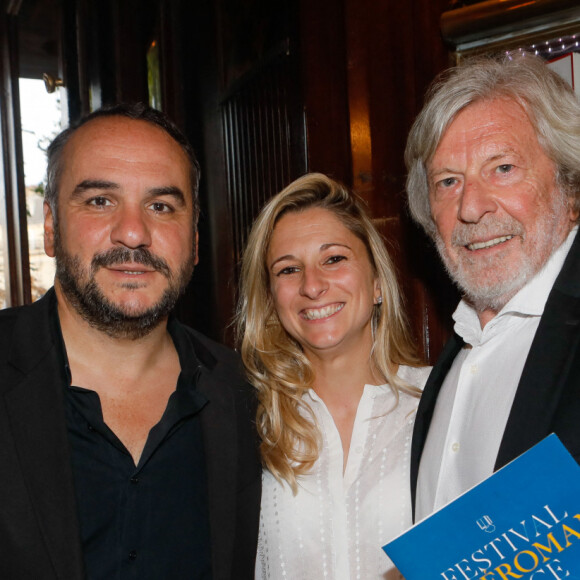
[56, 312, 212, 580]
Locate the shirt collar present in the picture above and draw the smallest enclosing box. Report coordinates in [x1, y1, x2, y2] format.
[167, 315, 203, 385]
[49, 297, 206, 394]
[453, 226, 578, 345]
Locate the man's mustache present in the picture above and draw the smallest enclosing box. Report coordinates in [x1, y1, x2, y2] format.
[91, 247, 172, 278]
[451, 217, 524, 247]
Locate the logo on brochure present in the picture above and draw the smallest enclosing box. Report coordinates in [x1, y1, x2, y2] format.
[476, 515, 496, 533]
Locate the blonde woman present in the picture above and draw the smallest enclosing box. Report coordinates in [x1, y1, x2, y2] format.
[237, 173, 430, 579]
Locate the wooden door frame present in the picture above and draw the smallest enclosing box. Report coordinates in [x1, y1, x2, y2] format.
[0, 1, 32, 306]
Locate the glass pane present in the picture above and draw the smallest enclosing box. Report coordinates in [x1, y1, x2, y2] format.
[147, 39, 162, 111]
[19, 78, 61, 301]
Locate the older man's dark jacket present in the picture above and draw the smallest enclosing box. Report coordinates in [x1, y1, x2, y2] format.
[0, 289, 261, 579]
[411, 230, 580, 518]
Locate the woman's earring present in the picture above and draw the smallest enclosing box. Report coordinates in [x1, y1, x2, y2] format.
[376, 295, 383, 305]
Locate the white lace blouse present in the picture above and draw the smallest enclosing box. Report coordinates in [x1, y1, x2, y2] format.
[255, 365, 431, 580]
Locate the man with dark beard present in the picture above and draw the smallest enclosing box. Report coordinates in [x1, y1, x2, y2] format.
[0, 104, 260, 579]
[405, 53, 580, 522]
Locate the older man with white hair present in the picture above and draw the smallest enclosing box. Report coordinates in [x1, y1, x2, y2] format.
[405, 53, 580, 521]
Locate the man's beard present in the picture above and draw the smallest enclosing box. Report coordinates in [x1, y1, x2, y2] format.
[54, 231, 195, 340]
[434, 192, 571, 314]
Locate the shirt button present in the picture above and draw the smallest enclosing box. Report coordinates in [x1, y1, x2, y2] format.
[451, 442, 460, 453]
[470, 365, 478, 375]
[129, 550, 137, 561]
[87, 424, 95, 431]
[130, 476, 139, 484]
[355, 446, 363, 454]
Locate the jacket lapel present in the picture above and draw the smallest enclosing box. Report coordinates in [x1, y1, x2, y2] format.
[193, 339, 238, 580]
[4, 291, 85, 579]
[497, 231, 580, 469]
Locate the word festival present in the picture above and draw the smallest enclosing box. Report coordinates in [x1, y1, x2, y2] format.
[440, 505, 580, 580]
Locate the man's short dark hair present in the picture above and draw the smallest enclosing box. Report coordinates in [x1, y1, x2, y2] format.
[45, 103, 201, 225]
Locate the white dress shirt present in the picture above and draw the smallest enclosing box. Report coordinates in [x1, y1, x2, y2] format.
[416, 227, 577, 522]
[255, 365, 431, 580]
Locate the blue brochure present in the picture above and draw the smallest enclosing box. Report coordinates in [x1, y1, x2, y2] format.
[383, 434, 580, 580]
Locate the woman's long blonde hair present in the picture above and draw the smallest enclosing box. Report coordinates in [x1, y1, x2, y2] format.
[236, 173, 420, 492]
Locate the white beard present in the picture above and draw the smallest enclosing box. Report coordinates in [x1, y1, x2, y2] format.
[434, 192, 572, 314]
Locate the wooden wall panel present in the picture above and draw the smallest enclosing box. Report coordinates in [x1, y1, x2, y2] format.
[175, 0, 459, 352]
[222, 52, 296, 275]
[340, 0, 457, 362]
[298, 0, 352, 183]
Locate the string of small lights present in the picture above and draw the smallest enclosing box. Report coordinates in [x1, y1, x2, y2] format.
[524, 34, 580, 60]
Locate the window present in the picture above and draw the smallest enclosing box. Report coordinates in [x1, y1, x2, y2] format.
[19, 78, 61, 302]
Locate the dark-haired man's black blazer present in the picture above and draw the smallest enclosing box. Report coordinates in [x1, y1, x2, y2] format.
[411, 231, 580, 519]
[0, 289, 261, 579]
